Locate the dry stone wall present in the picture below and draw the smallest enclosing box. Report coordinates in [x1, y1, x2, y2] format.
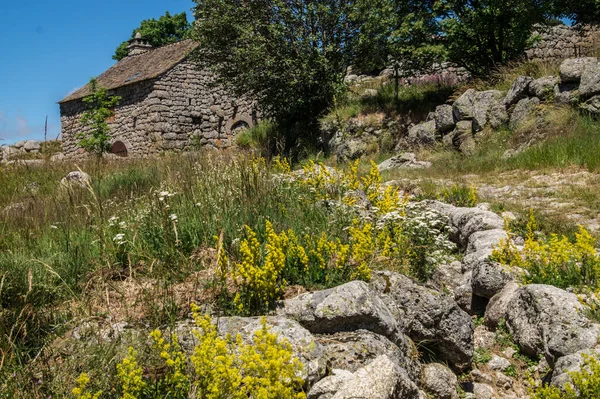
[60, 60, 256, 158]
[526, 24, 600, 62]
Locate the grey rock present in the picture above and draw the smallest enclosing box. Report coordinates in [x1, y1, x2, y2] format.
[484, 281, 519, 328]
[462, 229, 508, 271]
[60, 171, 92, 189]
[554, 82, 580, 105]
[489, 101, 509, 129]
[378, 153, 432, 171]
[472, 261, 514, 299]
[433, 104, 456, 133]
[442, 130, 457, 148]
[421, 363, 459, 399]
[279, 281, 401, 340]
[317, 329, 420, 381]
[560, 57, 598, 83]
[453, 89, 477, 121]
[509, 97, 540, 130]
[307, 369, 354, 399]
[580, 95, 600, 115]
[505, 76, 533, 106]
[362, 89, 379, 98]
[453, 120, 476, 154]
[487, 355, 512, 371]
[474, 326, 496, 350]
[551, 349, 600, 388]
[494, 372, 513, 390]
[471, 369, 493, 384]
[23, 140, 41, 152]
[472, 383, 496, 399]
[407, 120, 437, 146]
[370, 271, 474, 369]
[579, 61, 600, 98]
[431, 261, 464, 292]
[13, 140, 26, 149]
[335, 138, 369, 161]
[472, 90, 504, 132]
[529, 76, 560, 100]
[50, 152, 66, 162]
[331, 355, 420, 399]
[424, 200, 505, 248]
[505, 285, 600, 360]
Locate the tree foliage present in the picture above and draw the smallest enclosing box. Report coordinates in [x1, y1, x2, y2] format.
[192, 0, 370, 146]
[553, 0, 600, 24]
[113, 11, 191, 61]
[77, 78, 121, 157]
[437, 0, 554, 76]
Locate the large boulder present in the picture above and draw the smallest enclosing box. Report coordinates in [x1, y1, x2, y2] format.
[421, 363, 459, 399]
[431, 104, 456, 133]
[370, 271, 474, 370]
[331, 355, 420, 399]
[529, 76, 560, 100]
[579, 61, 600, 99]
[509, 97, 540, 130]
[316, 329, 420, 381]
[505, 76, 534, 106]
[278, 281, 402, 340]
[335, 137, 370, 161]
[505, 285, 600, 360]
[560, 57, 598, 83]
[407, 120, 437, 146]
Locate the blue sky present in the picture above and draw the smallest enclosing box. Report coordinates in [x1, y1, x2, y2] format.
[0, 0, 194, 144]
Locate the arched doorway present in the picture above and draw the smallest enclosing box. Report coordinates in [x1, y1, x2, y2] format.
[111, 141, 128, 157]
[231, 121, 250, 135]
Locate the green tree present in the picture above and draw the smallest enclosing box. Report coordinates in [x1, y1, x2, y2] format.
[191, 0, 385, 148]
[553, 0, 600, 24]
[77, 78, 121, 158]
[113, 11, 191, 61]
[437, 0, 554, 76]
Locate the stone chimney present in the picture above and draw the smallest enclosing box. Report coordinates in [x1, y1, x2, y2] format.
[127, 32, 153, 56]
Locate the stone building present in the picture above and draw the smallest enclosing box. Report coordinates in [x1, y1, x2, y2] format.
[59, 33, 257, 158]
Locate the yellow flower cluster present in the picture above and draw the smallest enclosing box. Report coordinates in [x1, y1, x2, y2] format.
[272, 156, 291, 174]
[492, 212, 600, 289]
[190, 305, 306, 399]
[150, 329, 190, 397]
[116, 348, 146, 399]
[72, 373, 101, 399]
[349, 222, 374, 281]
[231, 221, 288, 313]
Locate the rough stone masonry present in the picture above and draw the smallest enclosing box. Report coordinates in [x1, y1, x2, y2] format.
[59, 36, 256, 159]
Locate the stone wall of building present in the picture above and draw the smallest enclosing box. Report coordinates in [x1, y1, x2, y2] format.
[526, 24, 600, 62]
[60, 59, 256, 158]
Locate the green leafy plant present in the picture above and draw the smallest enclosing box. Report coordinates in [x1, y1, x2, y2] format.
[532, 353, 600, 399]
[76, 78, 121, 157]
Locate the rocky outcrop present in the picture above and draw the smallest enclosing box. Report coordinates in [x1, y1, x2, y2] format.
[60, 171, 92, 189]
[509, 97, 540, 130]
[505, 76, 533, 106]
[421, 363, 459, 399]
[579, 60, 600, 99]
[560, 57, 598, 82]
[370, 271, 474, 370]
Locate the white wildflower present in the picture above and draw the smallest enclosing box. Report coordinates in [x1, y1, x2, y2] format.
[169, 214, 178, 222]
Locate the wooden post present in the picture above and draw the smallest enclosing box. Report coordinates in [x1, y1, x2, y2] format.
[44, 115, 48, 142]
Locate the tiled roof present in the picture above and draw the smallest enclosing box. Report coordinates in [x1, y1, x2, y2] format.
[59, 40, 200, 103]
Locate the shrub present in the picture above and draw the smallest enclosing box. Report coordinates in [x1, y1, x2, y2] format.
[73, 308, 306, 399]
[492, 212, 600, 290]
